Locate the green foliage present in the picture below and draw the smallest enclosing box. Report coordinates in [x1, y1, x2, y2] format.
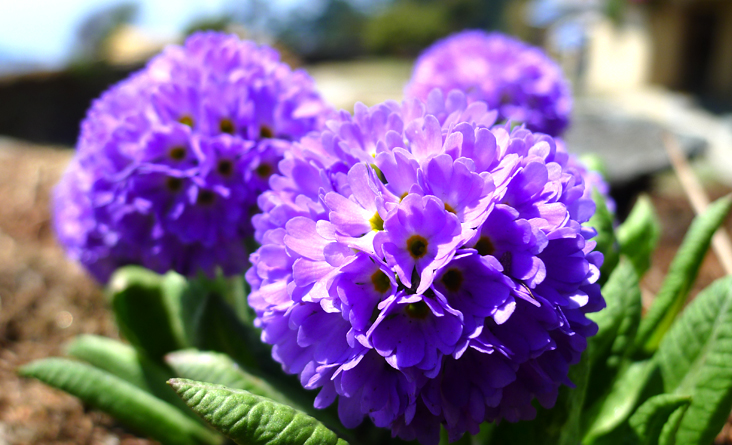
[583, 360, 660, 444]
[658, 404, 688, 445]
[179, 279, 276, 375]
[628, 394, 691, 445]
[578, 154, 609, 179]
[165, 351, 357, 443]
[108, 266, 188, 360]
[66, 334, 199, 420]
[634, 195, 732, 356]
[361, 0, 510, 56]
[108, 267, 268, 373]
[183, 16, 232, 36]
[174, 277, 335, 430]
[362, 1, 449, 55]
[19, 358, 220, 445]
[277, 0, 366, 60]
[589, 188, 619, 283]
[616, 195, 661, 279]
[589, 259, 642, 370]
[169, 378, 348, 445]
[166, 350, 296, 407]
[656, 276, 732, 444]
[585, 259, 642, 409]
[66, 334, 149, 388]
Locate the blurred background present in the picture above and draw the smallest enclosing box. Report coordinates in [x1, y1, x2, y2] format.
[2, 0, 732, 194]
[1, 0, 732, 443]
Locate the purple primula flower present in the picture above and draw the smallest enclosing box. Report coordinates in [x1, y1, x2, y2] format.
[53, 31, 333, 281]
[247, 89, 605, 444]
[555, 138, 616, 215]
[405, 30, 572, 136]
[378, 193, 463, 293]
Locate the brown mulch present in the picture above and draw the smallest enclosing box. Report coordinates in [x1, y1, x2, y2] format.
[0, 139, 730, 444]
[0, 141, 155, 445]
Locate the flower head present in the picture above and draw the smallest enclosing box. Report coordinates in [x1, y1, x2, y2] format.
[559, 140, 616, 214]
[247, 89, 604, 444]
[405, 30, 572, 136]
[53, 32, 333, 281]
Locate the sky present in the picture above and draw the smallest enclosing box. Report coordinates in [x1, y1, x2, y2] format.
[0, 0, 307, 69]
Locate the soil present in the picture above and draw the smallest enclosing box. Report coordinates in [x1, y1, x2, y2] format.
[0, 140, 730, 444]
[0, 141, 153, 445]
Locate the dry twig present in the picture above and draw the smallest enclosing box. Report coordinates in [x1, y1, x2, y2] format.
[663, 132, 732, 275]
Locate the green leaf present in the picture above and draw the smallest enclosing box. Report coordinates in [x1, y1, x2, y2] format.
[166, 350, 358, 443]
[634, 195, 732, 356]
[160, 270, 194, 344]
[628, 394, 691, 445]
[166, 350, 295, 407]
[108, 266, 188, 360]
[490, 349, 590, 445]
[583, 360, 659, 444]
[588, 187, 619, 283]
[438, 428, 472, 445]
[589, 259, 642, 368]
[656, 275, 732, 444]
[227, 273, 254, 325]
[470, 422, 496, 445]
[557, 349, 592, 445]
[579, 154, 609, 179]
[169, 378, 347, 445]
[179, 278, 272, 373]
[66, 335, 149, 389]
[177, 279, 352, 439]
[19, 358, 220, 445]
[66, 335, 199, 420]
[658, 403, 688, 445]
[616, 195, 661, 279]
[586, 259, 642, 408]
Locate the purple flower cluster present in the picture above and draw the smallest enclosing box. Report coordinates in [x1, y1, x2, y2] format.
[405, 30, 572, 136]
[53, 32, 333, 282]
[247, 89, 604, 444]
[552, 139, 615, 215]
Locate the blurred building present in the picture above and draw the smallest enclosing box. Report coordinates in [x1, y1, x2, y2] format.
[648, 0, 732, 106]
[529, 0, 732, 109]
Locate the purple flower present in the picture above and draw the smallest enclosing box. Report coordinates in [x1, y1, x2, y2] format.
[53, 32, 333, 282]
[405, 30, 572, 136]
[247, 89, 604, 444]
[556, 139, 616, 214]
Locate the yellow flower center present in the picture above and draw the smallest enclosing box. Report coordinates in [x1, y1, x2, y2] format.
[370, 212, 384, 231]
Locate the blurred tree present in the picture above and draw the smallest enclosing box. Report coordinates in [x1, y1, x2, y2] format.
[73, 2, 139, 63]
[183, 16, 233, 36]
[278, 0, 367, 61]
[362, 0, 511, 56]
[363, 1, 450, 55]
